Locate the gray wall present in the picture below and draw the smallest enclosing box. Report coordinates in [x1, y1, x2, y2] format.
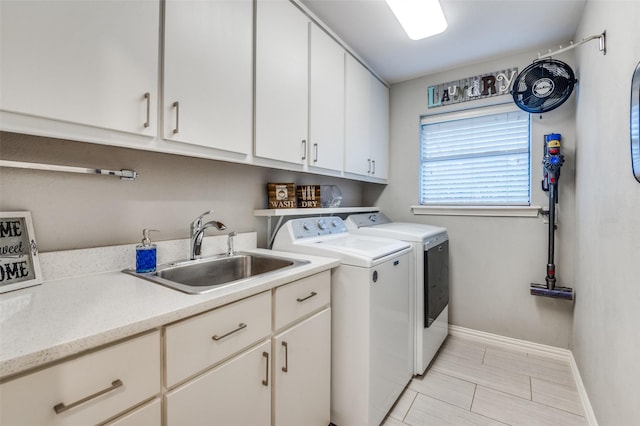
[365, 50, 578, 348]
[0, 131, 365, 251]
[572, 1, 640, 424]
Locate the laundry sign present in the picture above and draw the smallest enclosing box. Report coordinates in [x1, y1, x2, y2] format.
[427, 67, 518, 108]
[0, 211, 42, 293]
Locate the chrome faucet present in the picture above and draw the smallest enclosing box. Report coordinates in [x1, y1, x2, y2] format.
[190, 210, 227, 260]
[227, 231, 237, 256]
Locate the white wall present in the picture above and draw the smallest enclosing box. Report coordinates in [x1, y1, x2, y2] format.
[365, 50, 578, 348]
[572, 1, 640, 424]
[0, 131, 365, 251]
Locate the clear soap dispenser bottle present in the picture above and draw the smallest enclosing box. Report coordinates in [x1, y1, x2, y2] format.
[136, 229, 158, 273]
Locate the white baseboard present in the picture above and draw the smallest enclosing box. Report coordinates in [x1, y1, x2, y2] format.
[447, 325, 598, 426]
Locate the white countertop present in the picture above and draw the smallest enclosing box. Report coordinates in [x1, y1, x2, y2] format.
[0, 248, 339, 380]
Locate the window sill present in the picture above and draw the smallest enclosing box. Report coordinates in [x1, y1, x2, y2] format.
[411, 205, 542, 218]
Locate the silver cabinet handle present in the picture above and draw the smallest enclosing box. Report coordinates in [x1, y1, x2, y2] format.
[301, 140, 307, 160]
[281, 341, 289, 372]
[371, 160, 376, 175]
[172, 101, 180, 134]
[211, 323, 247, 341]
[313, 143, 318, 163]
[262, 351, 269, 386]
[296, 291, 317, 302]
[53, 379, 123, 414]
[368, 158, 372, 173]
[143, 92, 150, 128]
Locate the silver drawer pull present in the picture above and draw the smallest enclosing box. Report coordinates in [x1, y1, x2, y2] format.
[296, 291, 317, 302]
[212, 323, 247, 341]
[282, 341, 289, 372]
[143, 92, 150, 128]
[53, 379, 123, 414]
[172, 101, 180, 134]
[262, 351, 269, 386]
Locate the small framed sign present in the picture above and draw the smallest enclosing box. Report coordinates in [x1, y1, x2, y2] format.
[0, 211, 42, 293]
[267, 183, 297, 209]
[297, 185, 321, 208]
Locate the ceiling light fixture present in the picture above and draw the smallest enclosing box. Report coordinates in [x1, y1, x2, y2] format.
[385, 0, 448, 41]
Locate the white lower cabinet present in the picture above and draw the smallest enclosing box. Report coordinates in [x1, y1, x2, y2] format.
[165, 340, 272, 426]
[273, 308, 331, 426]
[164, 271, 331, 425]
[164, 290, 272, 388]
[0, 331, 160, 426]
[0, 272, 331, 426]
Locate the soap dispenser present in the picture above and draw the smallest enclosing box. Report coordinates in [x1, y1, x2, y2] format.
[136, 229, 159, 273]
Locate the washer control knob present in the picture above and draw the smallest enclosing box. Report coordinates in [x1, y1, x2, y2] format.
[302, 222, 310, 231]
[331, 219, 339, 227]
[317, 219, 327, 230]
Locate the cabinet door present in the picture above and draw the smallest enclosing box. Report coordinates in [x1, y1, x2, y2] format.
[344, 55, 372, 176]
[164, 0, 252, 155]
[370, 75, 390, 179]
[273, 309, 331, 426]
[309, 24, 345, 172]
[0, 331, 160, 426]
[255, 0, 309, 164]
[166, 340, 271, 426]
[0, 0, 158, 136]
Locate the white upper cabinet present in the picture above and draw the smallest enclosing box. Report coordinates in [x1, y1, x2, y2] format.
[163, 0, 253, 155]
[308, 24, 345, 173]
[370, 76, 390, 179]
[255, 0, 309, 165]
[344, 55, 389, 180]
[345, 55, 373, 176]
[0, 0, 158, 138]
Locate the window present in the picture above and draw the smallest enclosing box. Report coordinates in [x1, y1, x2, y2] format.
[420, 104, 531, 205]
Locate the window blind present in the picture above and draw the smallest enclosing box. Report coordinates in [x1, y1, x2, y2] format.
[420, 106, 530, 205]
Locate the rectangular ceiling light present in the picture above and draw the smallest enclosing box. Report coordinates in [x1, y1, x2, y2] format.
[385, 0, 448, 40]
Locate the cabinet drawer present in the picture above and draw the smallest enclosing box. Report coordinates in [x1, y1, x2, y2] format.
[165, 291, 271, 387]
[274, 271, 330, 330]
[0, 331, 160, 426]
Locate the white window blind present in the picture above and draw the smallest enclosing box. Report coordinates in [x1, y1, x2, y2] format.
[420, 105, 530, 205]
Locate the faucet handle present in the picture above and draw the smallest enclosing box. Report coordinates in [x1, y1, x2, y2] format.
[191, 210, 215, 229]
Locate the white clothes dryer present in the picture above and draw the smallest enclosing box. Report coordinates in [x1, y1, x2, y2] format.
[272, 216, 413, 426]
[346, 212, 449, 375]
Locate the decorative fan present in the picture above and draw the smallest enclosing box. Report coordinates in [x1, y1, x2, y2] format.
[511, 59, 577, 113]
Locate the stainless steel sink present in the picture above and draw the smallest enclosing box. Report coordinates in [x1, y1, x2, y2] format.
[124, 252, 308, 294]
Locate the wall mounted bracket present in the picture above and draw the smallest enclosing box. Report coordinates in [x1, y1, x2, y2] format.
[538, 31, 606, 60]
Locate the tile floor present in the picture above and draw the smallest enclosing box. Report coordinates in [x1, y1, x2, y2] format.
[382, 336, 587, 426]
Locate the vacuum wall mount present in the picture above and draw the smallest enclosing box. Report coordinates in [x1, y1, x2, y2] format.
[530, 133, 574, 300]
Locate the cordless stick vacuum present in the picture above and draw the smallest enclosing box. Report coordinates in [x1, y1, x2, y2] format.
[530, 133, 574, 300]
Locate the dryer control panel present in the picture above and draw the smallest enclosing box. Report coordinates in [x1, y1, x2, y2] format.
[288, 217, 348, 239]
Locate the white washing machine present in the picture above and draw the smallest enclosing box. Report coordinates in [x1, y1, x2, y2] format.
[272, 216, 413, 426]
[345, 212, 449, 375]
